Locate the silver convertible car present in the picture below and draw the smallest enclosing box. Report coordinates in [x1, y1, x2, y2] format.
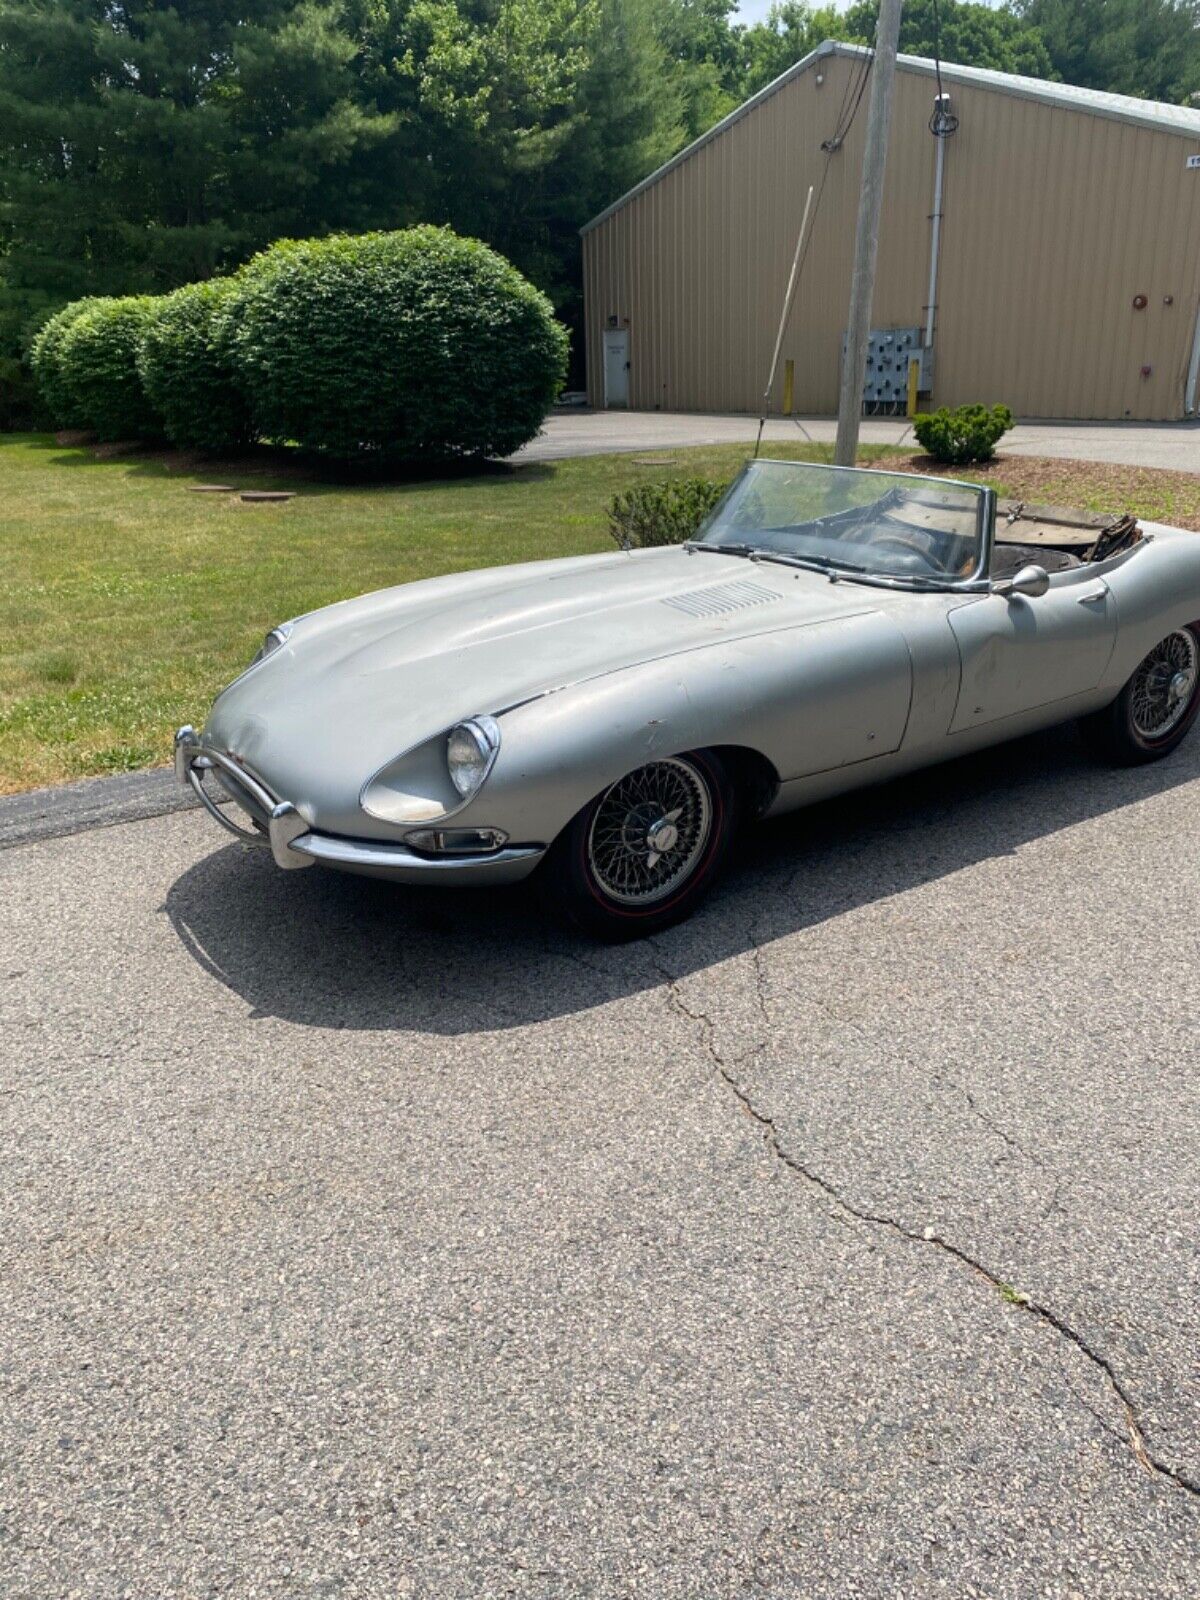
[176, 459, 1200, 938]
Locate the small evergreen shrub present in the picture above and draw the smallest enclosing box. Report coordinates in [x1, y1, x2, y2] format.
[221, 226, 569, 461]
[913, 403, 1014, 465]
[607, 477, 730, 549]
[57, 297, 164, 440]
[29, 299, 104, 428]
[138, 279, 254, 451]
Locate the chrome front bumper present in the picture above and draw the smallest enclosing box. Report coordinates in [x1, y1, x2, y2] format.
[174, 727, 546, 884]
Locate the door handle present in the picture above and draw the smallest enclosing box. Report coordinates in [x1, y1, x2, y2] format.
[1076, 583, 1109, 606]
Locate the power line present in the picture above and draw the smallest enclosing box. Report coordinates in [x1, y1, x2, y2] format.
[928, 0, 959, 136]
[822, 38, 875, 153]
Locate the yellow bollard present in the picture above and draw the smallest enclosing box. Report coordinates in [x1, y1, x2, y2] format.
[782, 358, 794, 417]
[906, 356, 920, 418]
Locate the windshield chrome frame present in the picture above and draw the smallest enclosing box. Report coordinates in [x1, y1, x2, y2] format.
[690, 458, 995, 594]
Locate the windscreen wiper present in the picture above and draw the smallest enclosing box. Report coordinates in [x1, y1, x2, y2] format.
[749, 551, 870, 576]
[682, 541, 759, 557]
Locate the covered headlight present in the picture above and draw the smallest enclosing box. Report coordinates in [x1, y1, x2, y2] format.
[446, 716, 501, 799]
[250, 621, 293, 668]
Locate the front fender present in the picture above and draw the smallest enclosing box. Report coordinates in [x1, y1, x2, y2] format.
[474, 612, 913, 844]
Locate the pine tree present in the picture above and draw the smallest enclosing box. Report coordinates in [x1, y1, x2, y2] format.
[0, 0, 395, 351]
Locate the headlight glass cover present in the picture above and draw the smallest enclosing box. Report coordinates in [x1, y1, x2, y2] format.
[446, 716, 501, 799]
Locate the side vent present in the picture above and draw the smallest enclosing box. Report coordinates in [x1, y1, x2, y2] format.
[663, 578, 780, 618]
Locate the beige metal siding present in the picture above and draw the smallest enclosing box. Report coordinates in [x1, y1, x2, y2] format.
[584, 57, 1200, 421]
[934, 80, 1200, 418]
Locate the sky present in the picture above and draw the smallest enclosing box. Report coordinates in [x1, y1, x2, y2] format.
[730, 0, 784, 20]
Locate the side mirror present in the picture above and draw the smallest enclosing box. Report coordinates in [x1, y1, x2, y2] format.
[991, 563, 1050, 600]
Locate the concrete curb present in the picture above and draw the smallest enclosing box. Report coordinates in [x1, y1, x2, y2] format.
[0, 768, 202, 850]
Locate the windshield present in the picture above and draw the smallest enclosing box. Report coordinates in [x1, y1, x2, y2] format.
[693, 460, 988, 584]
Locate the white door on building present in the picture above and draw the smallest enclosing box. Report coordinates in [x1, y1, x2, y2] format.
[603, 328, 629, 407]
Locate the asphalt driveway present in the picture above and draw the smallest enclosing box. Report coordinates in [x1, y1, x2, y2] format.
[521, 409, 1200, 473]
[2, 726, 1199, 1596]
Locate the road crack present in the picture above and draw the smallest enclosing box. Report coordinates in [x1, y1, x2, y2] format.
[747, 927, 773, 1026]
[648, 945, 1199, 1501]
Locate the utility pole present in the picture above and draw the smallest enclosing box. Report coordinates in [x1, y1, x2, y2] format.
[834, 0, 904, 466]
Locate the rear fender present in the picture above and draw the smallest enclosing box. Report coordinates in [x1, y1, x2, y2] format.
[1099, 528, 1200, 691]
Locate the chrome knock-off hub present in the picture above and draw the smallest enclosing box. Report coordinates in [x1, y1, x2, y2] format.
[1168, 669, 1194, 704]
[646, 816, 680, 856]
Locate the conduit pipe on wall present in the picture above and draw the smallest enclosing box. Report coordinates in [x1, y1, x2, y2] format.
[1185, 301, 1200, 415]
[924, 93, 952, 349]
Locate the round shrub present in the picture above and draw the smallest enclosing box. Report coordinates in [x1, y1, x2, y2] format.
[913, 403, 1014, 465]
[608, 478, 730, 548]
[221, 226, 569, 462]
[57, 296, 164, 441]
[137, 279, 254, 451]
[29, 298, 104, 428]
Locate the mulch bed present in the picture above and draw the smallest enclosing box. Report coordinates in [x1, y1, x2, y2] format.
[889, 452, 1200, 531]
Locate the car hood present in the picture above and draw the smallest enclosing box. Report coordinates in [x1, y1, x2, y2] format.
[204, 545, 882, 779]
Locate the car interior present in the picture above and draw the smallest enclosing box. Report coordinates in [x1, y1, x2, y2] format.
[705, 465, 1145, 585]
[989, 503, 1143, 577]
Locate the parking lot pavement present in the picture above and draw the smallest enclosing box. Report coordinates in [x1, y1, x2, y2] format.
[2, 728, 1199, 1597]
[518, 409, 1200, 472]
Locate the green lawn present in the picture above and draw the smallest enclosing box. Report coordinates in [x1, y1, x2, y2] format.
[4, 431, 1199, 795]
[0, 433, 902, 792]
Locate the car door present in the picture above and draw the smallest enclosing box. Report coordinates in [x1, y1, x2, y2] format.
[946, 574, 1118, 733]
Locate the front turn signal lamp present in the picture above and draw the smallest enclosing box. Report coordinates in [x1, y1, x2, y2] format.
[404, 827, 508, 856]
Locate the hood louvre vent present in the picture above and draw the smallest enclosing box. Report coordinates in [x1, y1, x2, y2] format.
[663, 578, 780, 618]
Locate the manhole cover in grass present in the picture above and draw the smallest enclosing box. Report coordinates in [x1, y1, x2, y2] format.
[188, 484, 235, 493]
[632, 455, 678, 466]
[240, 490, 295, 503]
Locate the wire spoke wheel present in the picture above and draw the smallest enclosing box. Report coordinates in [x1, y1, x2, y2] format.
[586, 757, 713, 907]
[1129, 630, 1198, 741]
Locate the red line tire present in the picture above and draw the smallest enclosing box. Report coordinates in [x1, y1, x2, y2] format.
[1082, 625, 1200, 766]
[543, 749, 737, 941]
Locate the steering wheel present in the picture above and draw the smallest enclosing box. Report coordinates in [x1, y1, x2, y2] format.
[863, 534, 944, 573]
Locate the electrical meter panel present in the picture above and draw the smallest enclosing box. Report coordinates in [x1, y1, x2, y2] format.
[841, 327, 933, 411]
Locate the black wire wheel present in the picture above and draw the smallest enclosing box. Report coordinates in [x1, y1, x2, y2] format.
[586, 758, 713, 907]
[1082, 624, 1200, 765]
[1128, 630, 1198, 741]
[546, 749, 737, 939]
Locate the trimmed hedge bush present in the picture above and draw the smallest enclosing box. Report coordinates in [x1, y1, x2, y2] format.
[138, 279, 254, 451]
[57, 297, 164, 441]
[607, 477, 730, 548]
[913, 403, 1013, 465]
[29, 298, 104, 429]
[220, 226, 569, 461]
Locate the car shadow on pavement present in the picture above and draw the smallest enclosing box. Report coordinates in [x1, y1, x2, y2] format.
[164, 722, 1200, 1034]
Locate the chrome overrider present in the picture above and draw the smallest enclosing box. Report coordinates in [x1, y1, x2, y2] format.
[173, 726, 546, 884]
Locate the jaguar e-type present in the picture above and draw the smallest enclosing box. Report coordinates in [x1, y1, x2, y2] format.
[176, 459, 1200, 937]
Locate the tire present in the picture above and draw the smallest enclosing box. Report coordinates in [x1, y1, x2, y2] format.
[1081, 624, 1200, 765]
[543, 749, 737, 940]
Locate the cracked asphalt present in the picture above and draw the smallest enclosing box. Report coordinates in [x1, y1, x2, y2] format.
[2, 723, 1199, 1597]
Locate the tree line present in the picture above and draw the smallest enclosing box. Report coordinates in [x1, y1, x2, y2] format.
[1, 0, 1198, 395]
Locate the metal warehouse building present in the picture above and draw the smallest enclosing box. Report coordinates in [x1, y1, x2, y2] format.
[581, 41, 1200, 422]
